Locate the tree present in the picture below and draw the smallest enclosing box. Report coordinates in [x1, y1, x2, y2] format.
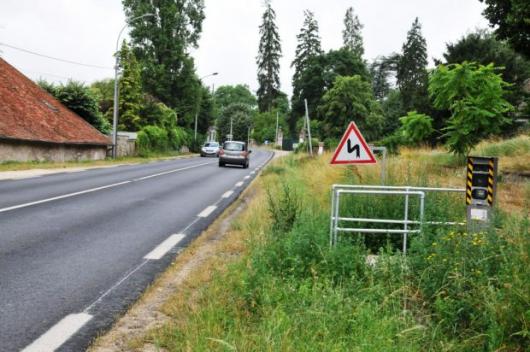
[290, 9, 322, 135]
[118, 40, 143, 131]
[397, 111, 434, 145]
[196, 85, 215, 135]
[217, 103, 253, 142]
[429, 62, 513, 154]
[440, 30, 530, 117]
[381, 89, 405, 136]
[40, 80, 111, 134]
[256, 0, 282, 112]
[369, 57, 394, 101]
[213, 85, 257, 113]
[318, 75, 384, 140]
[479, 0, 530, 57]
[122, 0, 205, 121]
[342, 6, 364, 58]
[397, 18, 430, 114]
[90, 79, 114, 121]
[252, 110, 287, 144]
[292, 48, 370, 131]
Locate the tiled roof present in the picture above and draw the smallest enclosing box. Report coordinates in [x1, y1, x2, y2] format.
[0, 58, 110, 146]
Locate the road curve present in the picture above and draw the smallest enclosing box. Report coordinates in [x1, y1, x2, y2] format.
[0, 150, 273, 352]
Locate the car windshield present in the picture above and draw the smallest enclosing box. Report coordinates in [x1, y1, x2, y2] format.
[204, 142, 219, 147]
[223, 142, 244, 151]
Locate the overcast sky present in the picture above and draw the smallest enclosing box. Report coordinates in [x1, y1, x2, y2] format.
[0, 0, 489, 97]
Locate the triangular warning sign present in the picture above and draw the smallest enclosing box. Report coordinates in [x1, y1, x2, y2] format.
[330, 122, 377, 164]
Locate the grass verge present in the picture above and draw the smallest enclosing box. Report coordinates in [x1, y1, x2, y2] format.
[134, 137, 528, 351]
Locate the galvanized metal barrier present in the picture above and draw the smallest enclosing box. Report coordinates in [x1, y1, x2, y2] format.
[330, 184, 466, 254]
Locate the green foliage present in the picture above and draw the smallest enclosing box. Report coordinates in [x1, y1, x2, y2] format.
[256, 0, 282, 112]
[381, 89, 406, 136]
[39, 80, 110, 134]
[397, 18, 430, 114]
[122, 0, 204, 121]
[291, 48, 370, 136]
[318, 75, 384, 140]
[479, 0, 530, 57]
[252, 110, 287, 144]
[397, 111, 434, 145]
[118, 40, 143, 131]
[217, 103, 252, 142]
[90, 78, 114, 121]
[440, 30, 530, 123]
[136, 124, 189, 156]
[342, 6, 364, 58]
[429, 62, 514, 154]
[369, 56, 394, 101]
[213, 84, 257, 114]
[266, 182, 301, 234]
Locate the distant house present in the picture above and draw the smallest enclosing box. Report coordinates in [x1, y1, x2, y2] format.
[0, 57, 110, 162]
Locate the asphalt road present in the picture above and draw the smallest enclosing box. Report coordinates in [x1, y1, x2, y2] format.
[0, 150, 273, 352]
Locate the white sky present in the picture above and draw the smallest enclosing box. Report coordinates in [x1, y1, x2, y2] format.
[0, 0, 489, 98]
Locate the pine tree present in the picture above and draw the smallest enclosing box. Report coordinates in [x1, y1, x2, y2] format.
[118, 40, 143, 131]
[342, 7, 364, 58]
[397, 17, 429, 113]
[290, 10, 322, 133]
[256, 0, 282, 113]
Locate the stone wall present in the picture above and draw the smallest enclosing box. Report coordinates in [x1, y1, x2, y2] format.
[116, 135, 136, 157]
[0, 139, 107, 162]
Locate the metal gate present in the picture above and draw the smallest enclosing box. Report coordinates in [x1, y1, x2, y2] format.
[330, 184, 466, 254]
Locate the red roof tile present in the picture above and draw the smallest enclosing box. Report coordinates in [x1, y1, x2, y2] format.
[0, 57, 110, 146]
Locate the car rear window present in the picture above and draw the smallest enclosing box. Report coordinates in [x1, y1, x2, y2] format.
[223, 142, 244, 151]
[204, 142, 218, 147]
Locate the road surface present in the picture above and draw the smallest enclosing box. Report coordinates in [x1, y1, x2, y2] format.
[0, 150, 272, 352]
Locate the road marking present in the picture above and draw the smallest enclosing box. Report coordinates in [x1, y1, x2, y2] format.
[0, 181, 131, 214]
[144, 234, 186, 260]
[244, 176, 250, 179]
[235, 181, 244, 187]
[250, 171, 255, 175]
[133, 162, 212, 181]
[222, 190, 234, 198]
[0, 161, 214, 214]
[22, 313, 93, 352]
[198, 205, 217, 218]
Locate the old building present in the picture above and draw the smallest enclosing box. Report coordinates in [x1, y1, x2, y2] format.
[0, 58, 110, 162]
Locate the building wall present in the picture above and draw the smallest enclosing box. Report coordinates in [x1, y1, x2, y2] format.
[0, 140, 107, 162]
[116, 135, 136, 157]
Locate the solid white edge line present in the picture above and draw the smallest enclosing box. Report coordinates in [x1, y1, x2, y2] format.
[222, 190, 234, 199]
[0, 161, 214, 214]
[0, 181, 131, 214]
[198, 205, 217, 218]
[144, 234, 186, 260]
[22, 313, 93, 352]
[235, 181, 244, 187]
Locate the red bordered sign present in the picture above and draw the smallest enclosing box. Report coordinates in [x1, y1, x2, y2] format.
[330, 122, 376, 164]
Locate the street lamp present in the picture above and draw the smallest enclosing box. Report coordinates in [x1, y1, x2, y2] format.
[112, 13, 154, 158]
[195, 72, 218, 141]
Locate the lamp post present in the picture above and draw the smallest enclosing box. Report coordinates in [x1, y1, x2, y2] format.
[112, 13, 154, 158]
[195, 72, 218, 141]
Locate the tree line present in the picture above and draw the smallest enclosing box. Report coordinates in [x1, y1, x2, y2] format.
[38, 0, 529, 156]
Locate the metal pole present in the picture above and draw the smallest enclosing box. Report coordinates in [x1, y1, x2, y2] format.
[275, 111, 279, 145]
[112, 56, 119, 158]
[403, 187, 410, 255]
[304, 99, 313, 156]
[230, 118, 233, 140]
[112, 13, 154, 158]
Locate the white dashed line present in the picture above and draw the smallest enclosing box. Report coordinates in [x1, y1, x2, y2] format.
[144, 234, 186, 260]
[244, 176, 250, 179]
[22, 313, 93, 352]
[235, 181, 244, 187]
[198, 205, 217, 218]
[222, 190, 234, 198]
[250, 171, 255, 175]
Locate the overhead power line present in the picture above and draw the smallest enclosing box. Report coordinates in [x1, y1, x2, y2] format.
[0, 42, 113, 70]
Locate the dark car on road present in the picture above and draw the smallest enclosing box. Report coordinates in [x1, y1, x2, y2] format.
[218, 141, 251, 168]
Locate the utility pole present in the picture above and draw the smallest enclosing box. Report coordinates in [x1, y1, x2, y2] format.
[229, 117, 233, 141]
[275, 111, 279, 146]
[304, 99, 313, 156]
[112, 13, 154, 158]
[195, 72, 218, 141]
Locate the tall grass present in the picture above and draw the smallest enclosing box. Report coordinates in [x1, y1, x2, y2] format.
[146, 145, 529, 351]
